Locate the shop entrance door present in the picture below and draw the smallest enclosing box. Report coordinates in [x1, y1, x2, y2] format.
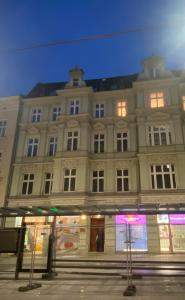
[90, 218, 104, 252]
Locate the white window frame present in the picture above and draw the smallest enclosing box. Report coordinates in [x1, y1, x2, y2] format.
[117, 101, 127, 117]
[116, 132, 128, 152]
[151, 164, 176, 190]
[92, 170, 104, 193]
[22, 173, 34, 195]
[43, 173, 53, 194]
[48, 136, 57, 156]
[70, 99, 80, 115]
[63, 169, 76, 192]
[149, 92, 165, 108]
[0, 120, 7, 137]
[27, 137, 39, 157]
[94, 133, 104, 153]
[52, 106, 61, 121]
[95, 103, 105, 118]
[148, 125, 171, 146]
[67, 131, 79, 151]
[116, 169, 129, 192]
[31, 108, 42, 123]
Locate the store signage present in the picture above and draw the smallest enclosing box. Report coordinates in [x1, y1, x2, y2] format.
[169, 214, 185, 225]
[116, 215, 146, 225]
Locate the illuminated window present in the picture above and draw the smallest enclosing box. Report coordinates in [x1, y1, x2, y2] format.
[182, 96, 185, 110]
[148, 125, 171, 146]
[150, 92, 164, 108]
[117, 101, 127, 117]
[151, 164, 176, 190]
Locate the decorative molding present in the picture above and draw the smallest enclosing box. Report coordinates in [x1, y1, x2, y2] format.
[27, 126, 40, 134]
[93, 122, 105, 130]
[115, 120, 128, 128]
[66, 119, 79, 128]
[147, 112, 170, 121]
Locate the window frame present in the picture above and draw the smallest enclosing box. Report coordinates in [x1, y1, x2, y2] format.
[48, 136, 58, 156]
[95, 103, 105, 118]
[0, 120, 7, 137]
[150, 164, 176, 190]
[94, 133, 104, 153]
[63, 168, 76, 192]
[116, 132, 128, 152]
[70, 99, 80, 115]
[148, 125, 172, 146]
[149, 92, 165, 108]
[21, 173, 34, 195]
[67, 131, 79, 151]
[52, 106, 61, 121]
[116, 100, 127, 117]
[27, 137, 39, 157]
[116, 169, 129, 192]
[31, 108, 42, 123]
[43, 172, 53, 195]
[92, 170, 104, 193]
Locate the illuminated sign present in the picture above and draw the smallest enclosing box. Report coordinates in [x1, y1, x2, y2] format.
[116, 215, 146, 225]
[169, 214, 185, 225]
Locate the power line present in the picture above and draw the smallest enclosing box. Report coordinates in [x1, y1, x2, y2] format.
[0, 23, 181, 53]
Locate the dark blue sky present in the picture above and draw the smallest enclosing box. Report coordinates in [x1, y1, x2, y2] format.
[0, 0, 185, 96]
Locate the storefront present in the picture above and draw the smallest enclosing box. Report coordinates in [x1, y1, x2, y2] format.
[158, 214, 185, 252]
[116, 215, 148, 252]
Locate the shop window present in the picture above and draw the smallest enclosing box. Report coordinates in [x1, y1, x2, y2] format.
[70, 99, 80, 115]
[64, 169, 76, 191]
[117, 101, 127, 117]
[117, 169, 129, 192]
[27, 138, 39, 157]
[95, 103, 104, 118]
[31, 108, 42, 123]
[151, 164, 176, 189]
[94, 134, 104, 153]
[52, 107, 61, 121]
[150, 92, 164, 108]
[44, 173, 53, 194]
[48, 137, 57, 156]
[92, 170, 104, 192]
[117, 132, 128, 152]
[148, 125, 171, 146]
[0, 120, 7, 137]
[182, 96, 185, 111]
[67, 131, 78, 151]
[22, 174, 34, 195]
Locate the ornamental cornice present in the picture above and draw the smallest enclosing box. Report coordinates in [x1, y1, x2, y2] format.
[147, 154, 176, 164]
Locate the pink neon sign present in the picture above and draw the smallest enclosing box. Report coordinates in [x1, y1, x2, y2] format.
[116, 215, 146, 225]
[169, 214, 185, 225]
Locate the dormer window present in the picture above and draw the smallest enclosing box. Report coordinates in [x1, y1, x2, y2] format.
[73, 78, 79, 87]
[150, 92, 164, 108]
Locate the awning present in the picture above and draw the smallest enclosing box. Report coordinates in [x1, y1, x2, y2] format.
[1, 203, 185, 217]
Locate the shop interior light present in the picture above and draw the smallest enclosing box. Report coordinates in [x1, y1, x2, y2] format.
[81, 214, 87, 220]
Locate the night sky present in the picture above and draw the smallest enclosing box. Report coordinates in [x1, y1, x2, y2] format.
[0, 0, 185, 96]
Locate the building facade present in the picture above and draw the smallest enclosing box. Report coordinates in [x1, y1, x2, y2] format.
[0, 96, 20, 212]
[7, 57, 185, 254]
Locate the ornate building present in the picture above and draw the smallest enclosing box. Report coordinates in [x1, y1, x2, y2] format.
[7, 57, 185, 253]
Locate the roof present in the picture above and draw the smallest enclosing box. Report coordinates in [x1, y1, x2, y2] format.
[26, 74, 138, 98]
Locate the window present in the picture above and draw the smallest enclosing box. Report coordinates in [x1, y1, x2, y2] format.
[70, 100, 80, 115]
[52, 107, 61, 121]
[44, 173, 53, 194]
[0, 120, 7, 137]
[48, 137, 57, 156]
[150, 92, 164, 108]
[117, 101, 127, 117]
[117, 132, 128, 152]
[92, 170, 104, 192]
[64, 169, 76, 191]
[151, 164, 176, 189]
[73, 78, 79, 87]
[0, 152, 2, 159]
[117, 169, 129, 192]
[94, 134, 104, 153]
[31, 108, 42, 122]
[148, 125, 171, 146]
[27, 138, 39, 157]
[67, 131, 78, 151]
[95, 103, 104, 118]
[182, 96, 185, 110]
[22, 174, 34, 195]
